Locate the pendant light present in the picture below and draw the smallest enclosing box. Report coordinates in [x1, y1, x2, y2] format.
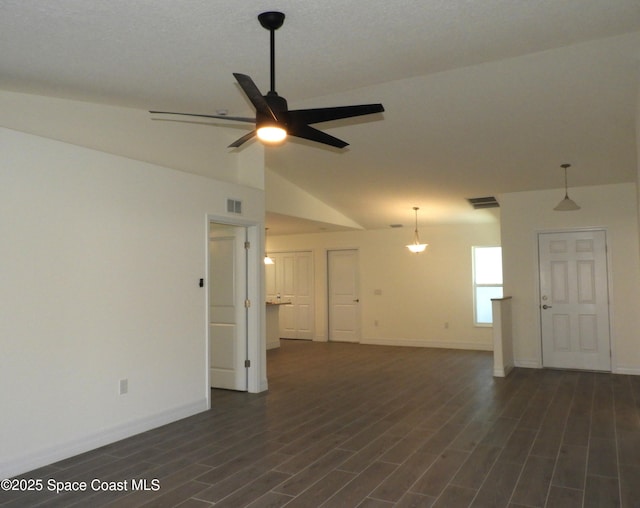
[554, 163, 581, 211]
[406, 207, 428, 253]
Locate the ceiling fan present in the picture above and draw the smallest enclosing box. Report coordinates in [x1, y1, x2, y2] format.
[150, 11, 384, 149]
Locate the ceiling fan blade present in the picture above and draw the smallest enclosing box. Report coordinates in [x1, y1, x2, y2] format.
[289, 124, 348, 149]
[233, 73, 278, 121]
[289, 104, 384, 125]
[228, 130, 257, 148]
[149, 111, 255, 123]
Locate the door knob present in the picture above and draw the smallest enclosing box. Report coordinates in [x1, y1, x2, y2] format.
[542, 304, 552, 310]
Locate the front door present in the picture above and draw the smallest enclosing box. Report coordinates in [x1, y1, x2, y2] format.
[328, 249, 360, 342]
[538, 230, 611, 371]
[209, 223, 248, 390]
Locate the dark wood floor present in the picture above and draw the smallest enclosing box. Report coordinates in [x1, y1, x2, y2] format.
[3, 340, 640, 507]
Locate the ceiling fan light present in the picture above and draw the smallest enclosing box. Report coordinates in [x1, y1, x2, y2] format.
[257, 125, 287, 144]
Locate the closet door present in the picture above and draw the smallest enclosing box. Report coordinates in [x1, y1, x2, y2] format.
[265, 251, 314, 340]
[328, 249, 360, 342]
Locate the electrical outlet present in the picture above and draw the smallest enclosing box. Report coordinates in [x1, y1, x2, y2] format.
[119, 378, 128, 395]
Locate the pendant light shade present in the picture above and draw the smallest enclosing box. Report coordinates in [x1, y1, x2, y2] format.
[406, 207, 428, 253]
[554, 163, 580, 211]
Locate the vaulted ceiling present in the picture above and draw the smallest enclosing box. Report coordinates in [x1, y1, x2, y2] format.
[2, 1, 639, 233]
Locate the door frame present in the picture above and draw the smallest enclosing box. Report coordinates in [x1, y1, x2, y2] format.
[535, 227, 614, 371]
[205, 214, 263, 409]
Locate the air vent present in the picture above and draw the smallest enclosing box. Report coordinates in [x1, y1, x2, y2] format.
[227, 199, 242, 214]
[389, 224, 404, 228]
[467, 196, 499, 209]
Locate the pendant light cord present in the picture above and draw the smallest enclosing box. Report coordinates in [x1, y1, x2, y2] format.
[413, 207, 420, 243]
[562, 163, 571, 198]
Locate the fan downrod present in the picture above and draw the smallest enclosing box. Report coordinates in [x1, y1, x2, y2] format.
[258, 11, 285, 31]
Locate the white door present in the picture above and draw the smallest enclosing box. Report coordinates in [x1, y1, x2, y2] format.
[294, 252, 314, 338]
[328, 249, 360, 342]
[265, 251, 314, 340]
[279, 253, 297, 338]
[209, 223, 247, 390]
[538, 230, 611, 371]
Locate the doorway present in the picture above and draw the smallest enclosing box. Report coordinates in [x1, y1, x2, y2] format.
[208, 222, 248, 391]
[538, 229, 611, 371]
[327, 249, 361, 342]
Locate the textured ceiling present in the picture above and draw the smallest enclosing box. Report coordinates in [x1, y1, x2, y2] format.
[2, 0, 639, 233]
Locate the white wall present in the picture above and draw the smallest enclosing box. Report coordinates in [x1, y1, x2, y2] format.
[499, 182, 640, 374]
[266, 168, 364, 229]
[0, 128, 265, 478]
[637, 85, 640, 251]
[267, 222, 501, 350]
[0, 90, 265, 189]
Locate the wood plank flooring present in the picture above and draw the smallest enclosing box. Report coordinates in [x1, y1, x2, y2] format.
[3, 340, 640, 507]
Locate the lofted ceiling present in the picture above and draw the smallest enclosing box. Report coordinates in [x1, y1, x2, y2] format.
[1, 1, 639, 234]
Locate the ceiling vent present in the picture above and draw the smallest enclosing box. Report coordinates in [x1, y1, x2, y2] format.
[467, 196, 499, 209]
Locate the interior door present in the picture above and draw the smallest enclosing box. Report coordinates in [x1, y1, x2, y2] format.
[328, 249, 360, 342]
[294, 252, 313, 338]
[279, 252, 297, 338]
[538, 230, 611, 371]
[265, 251, 314, 340]
[209, 223, 247, 390]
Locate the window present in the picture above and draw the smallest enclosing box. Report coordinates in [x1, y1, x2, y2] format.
[473, 246, 503, 325]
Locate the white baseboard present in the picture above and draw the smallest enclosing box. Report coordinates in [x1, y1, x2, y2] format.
[613, 366, 640, 375]
[512, 359, 639, 375]
[362, 337, 493, 351]
[1, 399, 208, 480]
[514, 359, 541, 369]
[493, 364, 515, 377]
